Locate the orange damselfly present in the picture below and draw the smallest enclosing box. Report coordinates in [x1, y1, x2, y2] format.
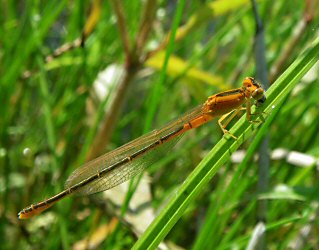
[18, 77, 266, 219]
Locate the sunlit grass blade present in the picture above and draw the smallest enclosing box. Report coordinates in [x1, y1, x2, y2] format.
[132, 36, 319, 250]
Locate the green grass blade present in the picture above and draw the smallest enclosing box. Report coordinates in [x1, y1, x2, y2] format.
[132, 36, 319, 250]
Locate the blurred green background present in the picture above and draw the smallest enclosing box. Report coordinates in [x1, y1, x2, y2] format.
[1, 0, 319, 249]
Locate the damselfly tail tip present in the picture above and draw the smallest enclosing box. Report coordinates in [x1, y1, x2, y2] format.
[18, 202, 55, 219]
[18, 210, 27, 220]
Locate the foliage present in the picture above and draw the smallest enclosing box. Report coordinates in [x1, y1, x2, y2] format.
[1, 1, 319, 249]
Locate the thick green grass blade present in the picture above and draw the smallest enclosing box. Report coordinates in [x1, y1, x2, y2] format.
[132, 36, 319, 250]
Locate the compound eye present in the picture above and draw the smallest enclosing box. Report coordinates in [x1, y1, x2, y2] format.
[252, 88, 265, 101]
[257, 95, 266, 104]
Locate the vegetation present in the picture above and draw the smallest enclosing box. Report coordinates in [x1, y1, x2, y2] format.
[1, 0, 319, 249]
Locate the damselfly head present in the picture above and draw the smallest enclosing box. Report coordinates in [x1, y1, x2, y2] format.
[243, 77, 266, 105]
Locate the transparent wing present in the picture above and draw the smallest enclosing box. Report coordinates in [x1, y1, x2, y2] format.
[74, 137, 180, 195]
[65, 104, 204, 195]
